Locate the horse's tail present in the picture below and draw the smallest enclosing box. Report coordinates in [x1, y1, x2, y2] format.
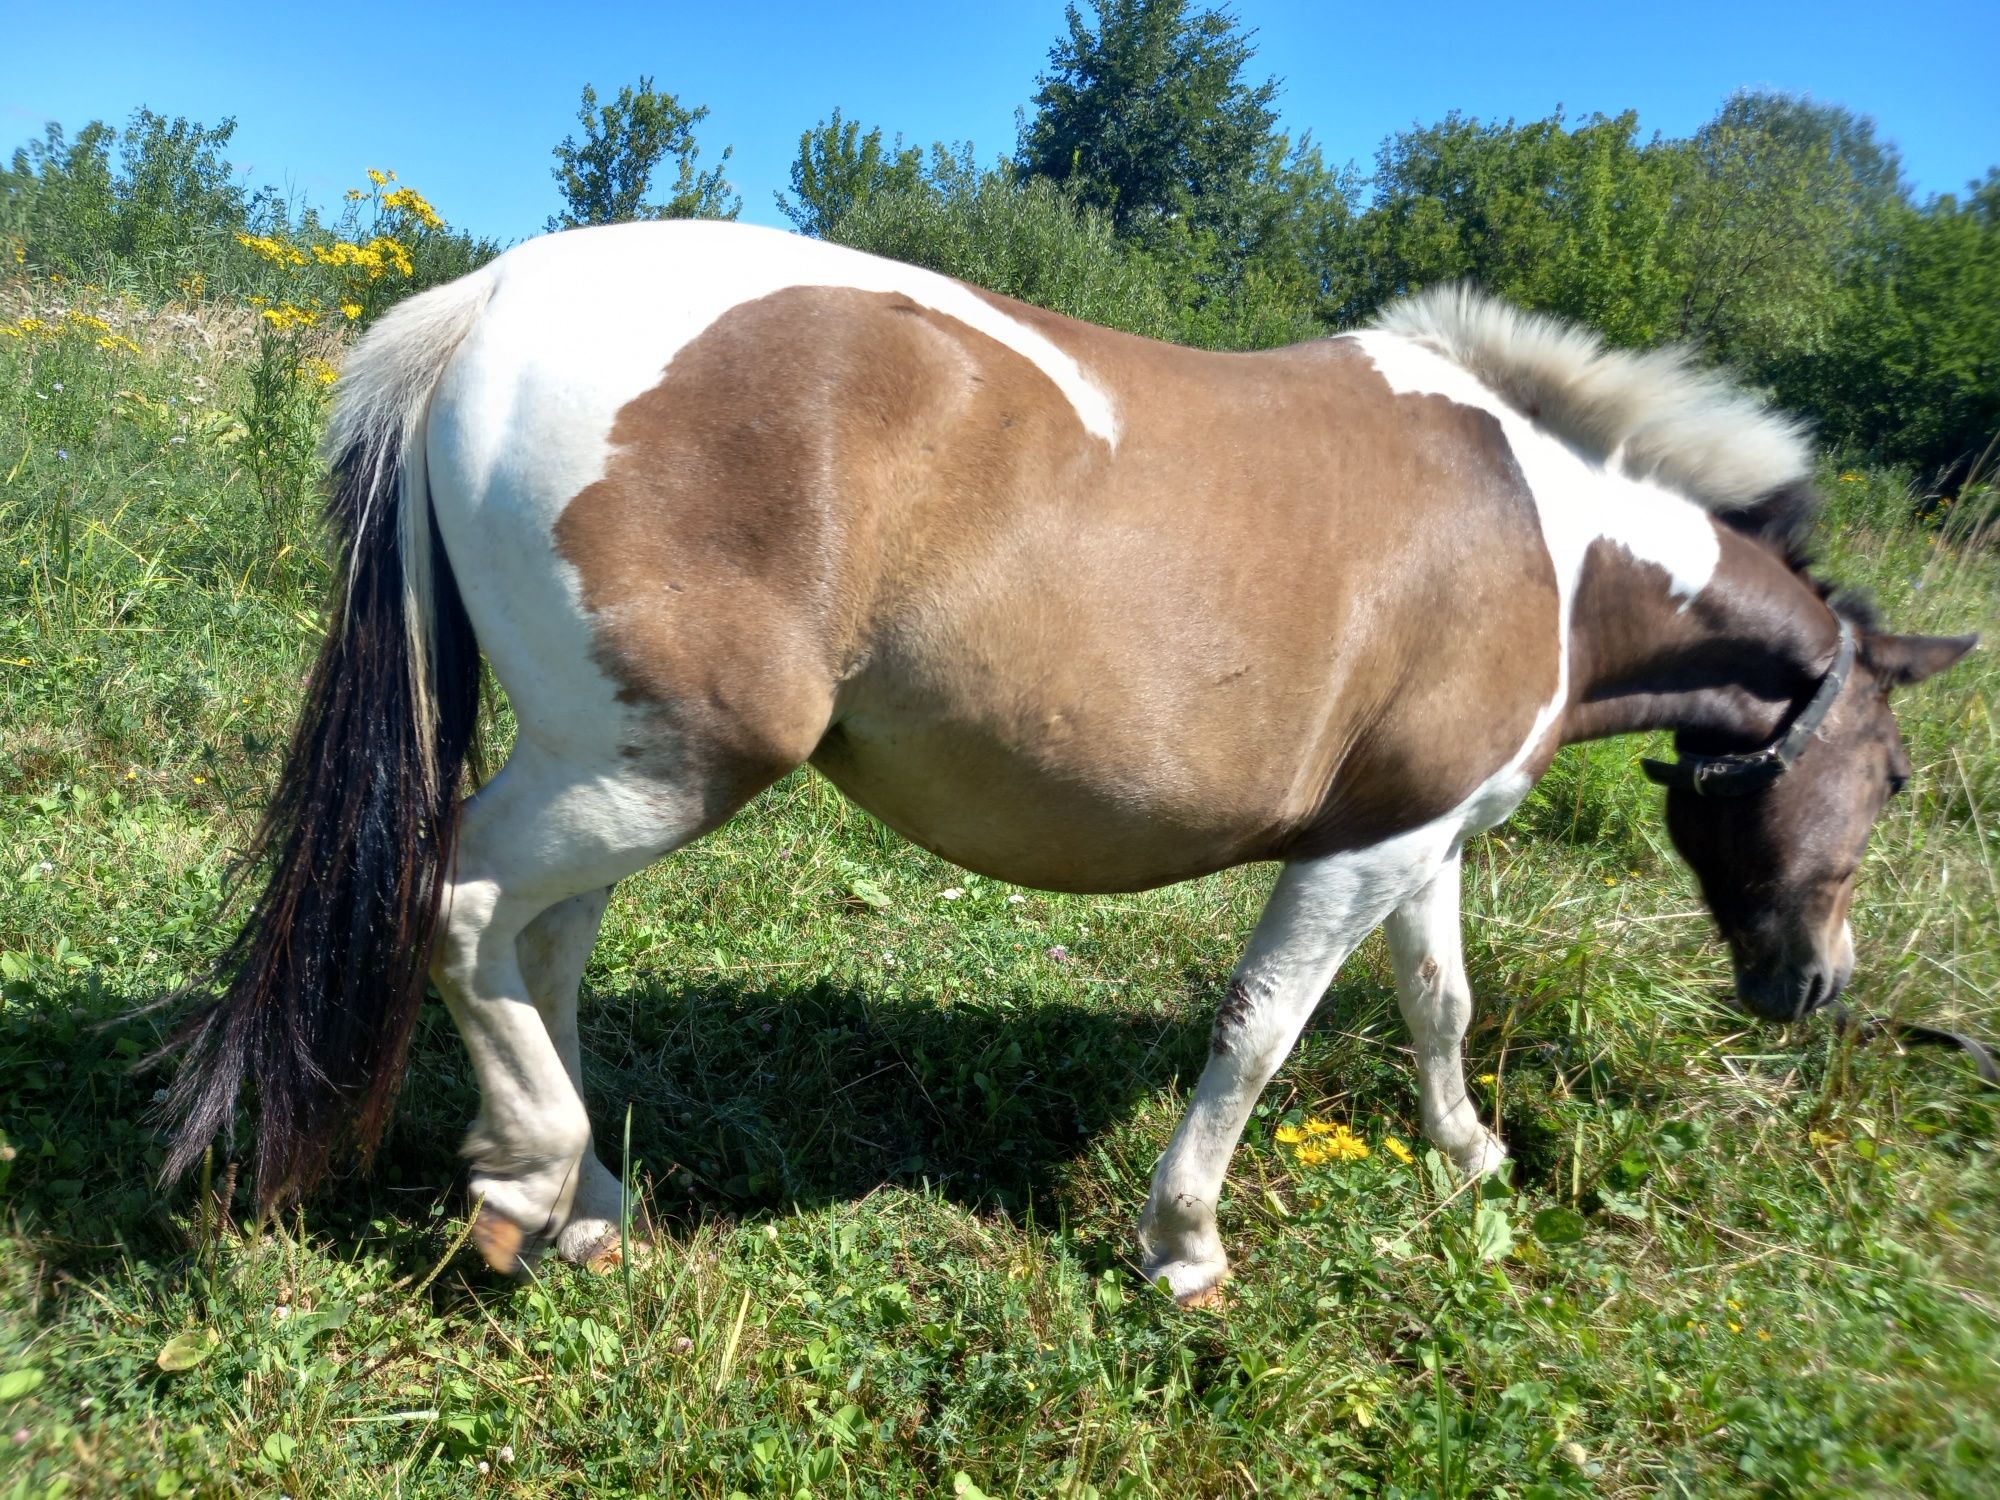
[160, 269, 496, 1207]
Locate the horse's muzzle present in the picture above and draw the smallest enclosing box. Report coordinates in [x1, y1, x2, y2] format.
[1733, 958, 1851, 1022]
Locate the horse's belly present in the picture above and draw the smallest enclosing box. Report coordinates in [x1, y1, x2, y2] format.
[809, 714, 1287, 894]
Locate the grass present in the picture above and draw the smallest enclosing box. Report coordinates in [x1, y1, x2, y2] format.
[1, 274, 1997, 1499]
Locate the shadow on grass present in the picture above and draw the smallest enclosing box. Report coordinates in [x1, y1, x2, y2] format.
[1, 974, 1229, 1273]
[4, 963, 1633, 1282]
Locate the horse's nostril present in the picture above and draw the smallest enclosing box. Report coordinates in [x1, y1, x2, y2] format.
[1802, 971, 1827, 1015]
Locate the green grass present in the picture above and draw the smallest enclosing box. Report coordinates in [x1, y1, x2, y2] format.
[2, 277, 1997, 1499]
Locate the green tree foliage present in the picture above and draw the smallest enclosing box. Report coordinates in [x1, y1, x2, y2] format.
[547, 77, 739, 230]
[1344, 110, 1682, 342]
[1665, 92, 1903, 361]
[775, 109, 924, 238]
[1017, 0, 1280, 243]
[1773, 172, 2000, 481]
[3, 111, 247, 290]
[831, 147, 1179, 338]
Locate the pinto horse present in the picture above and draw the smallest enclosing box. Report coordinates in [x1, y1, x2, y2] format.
[163, 221, 1974, 1303]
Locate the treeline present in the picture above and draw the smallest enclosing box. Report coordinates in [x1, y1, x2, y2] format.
[3, 0, 1993, 485]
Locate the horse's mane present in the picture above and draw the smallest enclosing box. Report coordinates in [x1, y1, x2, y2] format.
[1371, 286, 1819, 560]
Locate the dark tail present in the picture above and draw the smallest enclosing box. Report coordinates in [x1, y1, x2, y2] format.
[160, 273, 493, 1207]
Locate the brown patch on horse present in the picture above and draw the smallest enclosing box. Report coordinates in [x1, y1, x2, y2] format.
[557, 283, 1563, 892]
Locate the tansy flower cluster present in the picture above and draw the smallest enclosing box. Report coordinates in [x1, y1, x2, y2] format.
[311, 236, 416, 282]
[231, 168, 445, 326]
[2, 309, 143, 355]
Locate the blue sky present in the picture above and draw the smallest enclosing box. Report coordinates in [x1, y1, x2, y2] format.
[5, 1, 1996, 246]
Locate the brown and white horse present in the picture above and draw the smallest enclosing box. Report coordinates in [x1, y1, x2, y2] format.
[163, 221, 1973, 1303]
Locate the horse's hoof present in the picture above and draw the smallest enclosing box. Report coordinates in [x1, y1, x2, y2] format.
[1177, 1279, 1228, 1310]
[583, 1237, 652, 1275]
[1142, 1255, 1230, 1306]
[471, 1207, 526, 1274]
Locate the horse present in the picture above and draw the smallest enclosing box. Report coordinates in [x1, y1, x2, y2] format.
[160, 220, 1974, 1304]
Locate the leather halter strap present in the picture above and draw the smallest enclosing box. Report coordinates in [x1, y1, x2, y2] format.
[1641, 616, 1858, 798]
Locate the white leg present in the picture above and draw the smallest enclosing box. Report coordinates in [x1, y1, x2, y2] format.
[515, 887, 635, 1264]
[1138, 828, 1455, 1302]
[1384, 853, 1507, 1176]
[434, 750, 706, 1270]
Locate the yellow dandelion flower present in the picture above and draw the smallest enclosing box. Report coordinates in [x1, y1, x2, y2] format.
[1324, 1127, 1369, 1162]
[1384, 1136, 1415, 1164]
[1477, 1073, 1497, 1085]
[1755, 1329, 1770, 1342]
[1727, 1321, 1742, 1334]
[1274, 1124, 1305, 1144]
[1296, 1141, 1330, 1166]
[192, 775, 206, 785]
[340, 302, 363, 320]
[1304, 1120, 1338, 1137]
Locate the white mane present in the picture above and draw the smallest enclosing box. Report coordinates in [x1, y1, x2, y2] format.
[1371, 286, 1812, 511]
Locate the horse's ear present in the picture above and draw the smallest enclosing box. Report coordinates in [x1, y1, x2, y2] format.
[1864, 632, 1979, 687]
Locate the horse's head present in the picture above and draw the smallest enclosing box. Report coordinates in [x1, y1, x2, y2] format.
[1648, 625, 1976, 1020]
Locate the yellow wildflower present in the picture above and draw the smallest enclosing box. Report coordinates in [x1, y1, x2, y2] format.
[192, 775, 206, 785]
[1289, 1121, 1369, 1163]
[235, 231, 306, 268]
[260, 302, 321, 332]
[340, 302, 363, 321]
[1274, 1124, 1305, 1145]
[382, 185, 444, 230]
[17, 317, 42, 332]
[1383, 1136, 1415, 1165]
[1477, 1073, 1497, 1085]
[367, 168, 390, 186]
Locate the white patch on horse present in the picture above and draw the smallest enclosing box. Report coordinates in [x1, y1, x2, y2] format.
[1345, 329, 1722, 776]
[491, 219, 1115, 446]
[428, 220, 1121, 767]
[1139, 747, 1534, 1301]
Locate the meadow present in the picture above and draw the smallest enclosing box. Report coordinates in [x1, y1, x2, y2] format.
[1, 248, 1997, 1497]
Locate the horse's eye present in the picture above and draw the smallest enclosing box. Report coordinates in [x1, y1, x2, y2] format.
[1887, 774, 1909, 798]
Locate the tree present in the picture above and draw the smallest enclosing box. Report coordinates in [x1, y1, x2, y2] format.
[1344, 110, 1683, 341]
[1017, 0, 1281, 241]
[1664, 92, 1904, 362]
[776, 109, 925, 238]
[112, 109, 247, 266]
[1770, 171, 2000, 482]
[547, 78, 739, 230]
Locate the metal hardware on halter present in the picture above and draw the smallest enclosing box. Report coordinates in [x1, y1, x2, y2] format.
[1640, 616, 1859, 798]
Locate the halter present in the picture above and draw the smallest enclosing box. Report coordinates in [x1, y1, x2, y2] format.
[1640, 617, 1858, 798]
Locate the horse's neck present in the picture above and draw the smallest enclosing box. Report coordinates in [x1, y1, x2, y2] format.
[1561, 524, 1841, 750]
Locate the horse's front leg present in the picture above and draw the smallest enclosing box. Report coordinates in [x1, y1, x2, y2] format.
[1384, 852, 1508, 1177]
[1138, 837, 1451, 1304]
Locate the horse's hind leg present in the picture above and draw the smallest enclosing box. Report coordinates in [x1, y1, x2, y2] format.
[1384, 854, 1508, 1176]
[514, 887, 640, 1264]
[433, 751, 706, 1271]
